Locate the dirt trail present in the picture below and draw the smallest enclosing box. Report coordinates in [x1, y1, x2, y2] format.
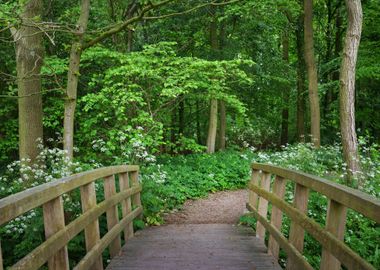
[164, 189, 248, 224]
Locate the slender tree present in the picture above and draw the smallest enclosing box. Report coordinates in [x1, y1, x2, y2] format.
[64, 0, 91, 159]
[296, 13, 306, 142]
[304, 0, 321, 147]
[280, 30, 290, 146]
[11, 0, 44, 163]
[339, 0, 362, 183]
[207, 5, 219, 153]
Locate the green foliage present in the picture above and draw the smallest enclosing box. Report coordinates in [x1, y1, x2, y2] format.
[140, 150, 253, 225]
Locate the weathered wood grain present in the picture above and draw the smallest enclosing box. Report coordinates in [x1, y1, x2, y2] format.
[106, 224, 281, 270]
[320, 199, 348, 270]
[104, 175, 121, 258]
[74, 206, 142, 270]
[251, 163, 380, 223]
[130, 171, 142, 219]
[256, 172, 271, 240]
[248, 182, 375, 270]
[119, 172, 133, 240]
[0, 165, 139, 226]
[9, 185, 141, 270]
[80, 182, 103, 270]
[267, 175, 286, 260]
[248, 169, 261, 210]
[247, 203, 313, 270]
[42, 196, 69, 270]
[287, 183, 309, 270]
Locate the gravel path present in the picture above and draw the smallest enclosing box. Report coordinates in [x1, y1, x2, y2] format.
[164, 189, 249, 224]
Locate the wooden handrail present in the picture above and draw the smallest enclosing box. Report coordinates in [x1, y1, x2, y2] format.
[0, 165, 143, 270]
[247, 163, 380, 270]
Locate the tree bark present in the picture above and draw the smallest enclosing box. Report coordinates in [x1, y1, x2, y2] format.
[304, 0, 321, 147]
[280, 30, 290, 146]
[13, 0, 44, 164]
[296, 14, 306, 142]
[219, 101, 226, 150]
[63, 0, 90, 159]
[207, 99, 218, 153]
[179, 96, 185, 136]
[207, 5, 219, 153]
[340, 0, 362, 184]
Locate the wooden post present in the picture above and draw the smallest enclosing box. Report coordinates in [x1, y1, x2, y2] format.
[104, 175, 121, 258]
[130, 170, 142, 219]
[286, 183, 309, 270]
[119, 172, 134, 240]
[80, 182, 103, 270]
[320, 199, 347, 270]
[43, 197, 69, 270]
[256, 172, 271, 240]
[249, 169, 261, 210]
[268, 175, 286, 260]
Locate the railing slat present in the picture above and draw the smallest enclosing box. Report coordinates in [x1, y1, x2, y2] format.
[256, 172, 271, 240]
[252, 163, 380, 223]
[248, 182, 375, 270]
[320, 199, 348, 270]
[9, 185, 141, 270]
[286, 183, 309, 270]
[267, 175, 286, 260]
[73, 206, 143, 270]
[120, 172, 134, 240]
[104, 175, 121, 258]
[80, 182, 103, 270]
[247, 202, 313, 270]
[130, 171, 143, 219]
[0, 165, 139, 226]
[42, 197, 69, 270]
[248, 169, 261, 210]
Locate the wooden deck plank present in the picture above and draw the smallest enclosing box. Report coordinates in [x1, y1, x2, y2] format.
[106, 224, 281, 270]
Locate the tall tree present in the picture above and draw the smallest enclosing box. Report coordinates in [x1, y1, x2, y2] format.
[207, 5, 219, 153]
[64, 0, 91, 159]
[339, 0, 362, 183]
[304, 0, 321, 147]
[11, 0, 44, 163]
[296, 13, 306, 142]
[280, 30, 290, 146]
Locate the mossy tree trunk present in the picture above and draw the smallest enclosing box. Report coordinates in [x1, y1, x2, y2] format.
[13, 0, 44, 164]
[304, 0, 321, 147]
[339, 0, 362, 184]
[64, 0, 90, 159]
[280, 30, 290, 146]
[207, 99, 218, 153]
[296, 13, 306, 142]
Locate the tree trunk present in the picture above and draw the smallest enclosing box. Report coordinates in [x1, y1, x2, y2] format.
[196, 100, 201, 144]
[207, 99, 218, 153]
[219, 101, 226, 150]
[179, 96, 185, 136]
[340, 0, 362, 184]
[207, 5, 219, 153]
[304, 0, 321, 147]
[296, 14, 306, 142]
[13, 0, 44, 164]
[63, 0, 90, 159]
[280, 30, 290, 146]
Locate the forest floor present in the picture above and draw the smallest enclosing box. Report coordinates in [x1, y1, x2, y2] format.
[164, 189, 248, 224]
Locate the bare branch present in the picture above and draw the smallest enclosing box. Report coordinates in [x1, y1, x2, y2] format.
[143, 0, 241, 20]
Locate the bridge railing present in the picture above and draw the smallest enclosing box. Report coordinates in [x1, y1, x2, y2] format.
[247, 163, 380, 270]
[0, 165, 143, 270]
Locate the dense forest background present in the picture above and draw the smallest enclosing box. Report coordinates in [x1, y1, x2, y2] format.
[0, 0, 379, 269]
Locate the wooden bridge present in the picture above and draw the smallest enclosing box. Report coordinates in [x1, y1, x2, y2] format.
[0, 163, 379, 270]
